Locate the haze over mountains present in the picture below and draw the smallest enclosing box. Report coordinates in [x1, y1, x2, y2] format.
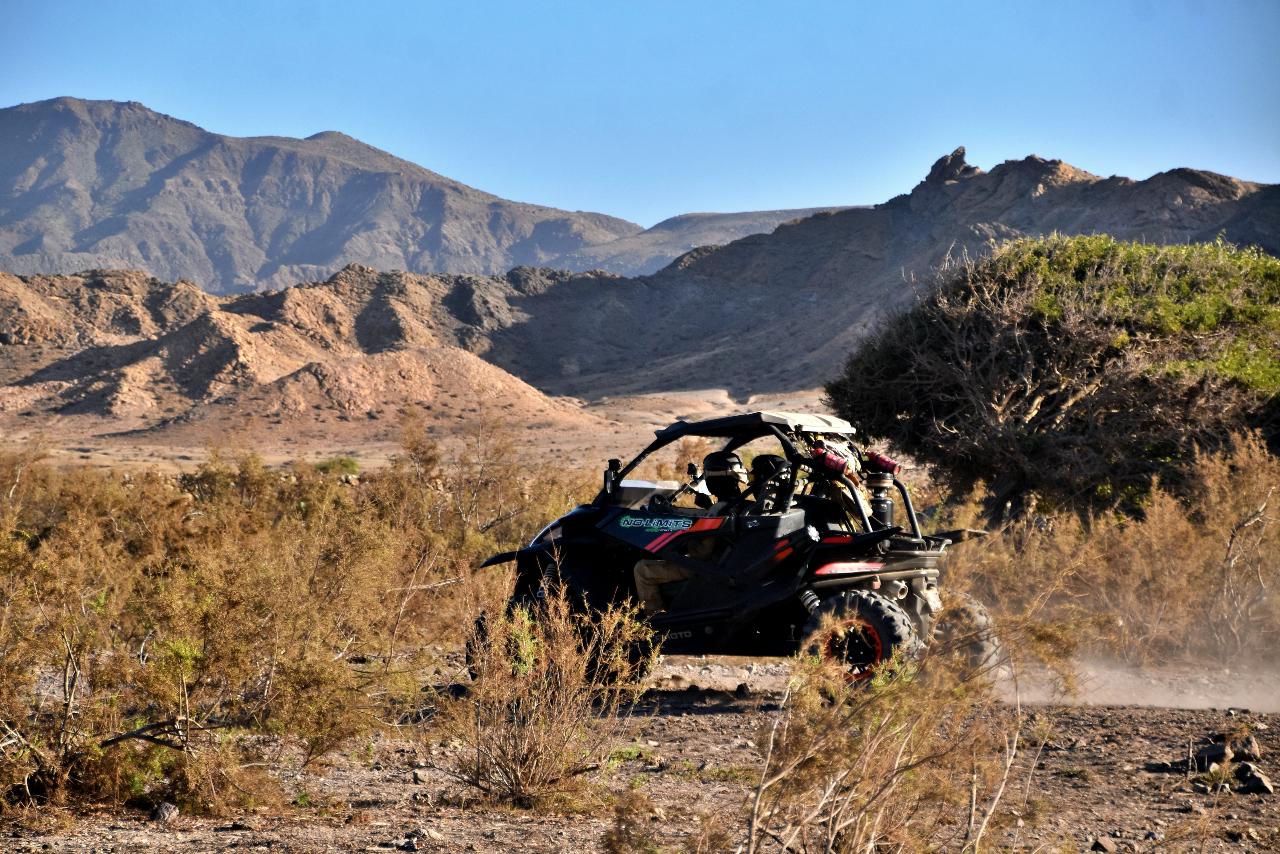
[0, 98, 845, 289]
[552, 207, 852, 275]
[0, 96, 1277, 460]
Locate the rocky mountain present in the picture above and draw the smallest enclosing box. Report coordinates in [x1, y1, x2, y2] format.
[477, 147, 1280, 395]
[1, 147, 1275, 446]
[0, 267, 598, 442]
[550, 207, 852, 276]
[0, 97, 641, 292]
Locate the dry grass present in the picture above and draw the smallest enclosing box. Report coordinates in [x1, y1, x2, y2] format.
[430, 581, 654, 807]
[2, 407, 1276, 845]
[737, 652, 1021, 852]
[0, 422, 593, 813]
[938, 432, 1279, 664]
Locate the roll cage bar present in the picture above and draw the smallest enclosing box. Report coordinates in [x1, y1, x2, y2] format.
[592, 410, 924, 540]
[595, 411, 855, 504]
[601, 412, 849, 491]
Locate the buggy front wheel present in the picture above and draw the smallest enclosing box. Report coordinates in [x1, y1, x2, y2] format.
[803, 590, 922, 681]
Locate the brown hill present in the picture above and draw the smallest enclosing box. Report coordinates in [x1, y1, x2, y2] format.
[0, 98, 640, 292]
[0, 267, 600, 448]
[2, 148, 1275, 457]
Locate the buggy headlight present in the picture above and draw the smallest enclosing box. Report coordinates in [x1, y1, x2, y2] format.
[537, 524, 564, 544]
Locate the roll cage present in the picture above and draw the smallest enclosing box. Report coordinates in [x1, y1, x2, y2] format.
[597, 410, 857, 502]
[594, 410, 926, 540]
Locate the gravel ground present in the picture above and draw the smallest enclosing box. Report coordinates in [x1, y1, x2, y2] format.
[6, 658, 1278, 853]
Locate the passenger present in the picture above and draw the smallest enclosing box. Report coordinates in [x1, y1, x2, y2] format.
[748, 454, 792, 513]
[633, 451, 747, 615]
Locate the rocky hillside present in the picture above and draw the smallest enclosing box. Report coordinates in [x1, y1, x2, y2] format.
[480, 148, 1280, 395]
[0, 98, 641, 292]
[0, 268, 597, 439]
[550, 207, 851, 275]
[2, 148, 1275, 420]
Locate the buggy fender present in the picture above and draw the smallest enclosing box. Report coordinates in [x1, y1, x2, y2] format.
[479, 549, 521, 568]
[479, 542, 562, 569]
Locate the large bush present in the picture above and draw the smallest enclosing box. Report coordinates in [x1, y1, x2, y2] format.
[826, 235, 1280, 513]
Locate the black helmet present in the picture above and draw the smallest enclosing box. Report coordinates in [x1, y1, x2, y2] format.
[750, 454, 788, 483]
[750, 454, 792, 512]
[703, 451, 747, 500]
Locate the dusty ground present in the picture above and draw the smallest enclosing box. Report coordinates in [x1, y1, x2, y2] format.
[0, 389, 828, 472]
[7, 658, 1277, 854]
[5, 392, 1277, 852]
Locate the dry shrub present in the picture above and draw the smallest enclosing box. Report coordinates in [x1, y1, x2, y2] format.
[613, 644, 1026, 854]
[741, 645, 1019, 853]
[0, 418, 596, 814]
[432, 582, 654, 807]
[943, 433, 1279, 663]
[600, 622, 1048, 854]
[602, 788, 732, 854]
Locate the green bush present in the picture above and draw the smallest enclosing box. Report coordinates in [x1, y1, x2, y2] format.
[314, 456, 360, 476]
[826, 234, 1280, 514]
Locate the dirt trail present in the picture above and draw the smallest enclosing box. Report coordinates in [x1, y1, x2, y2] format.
[655, 656, 1280, 714]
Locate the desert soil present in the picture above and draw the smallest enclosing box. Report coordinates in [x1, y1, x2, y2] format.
[7, 658, 1277, 854]
[1, 389, 829, 473]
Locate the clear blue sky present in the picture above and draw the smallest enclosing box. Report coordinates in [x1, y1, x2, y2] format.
[3, 0, 1278, 226]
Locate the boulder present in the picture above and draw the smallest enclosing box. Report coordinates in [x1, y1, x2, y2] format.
[1238, 769, 1274, 795]
[149, 802, 179, 824]
[1194, 741, 1232, 771]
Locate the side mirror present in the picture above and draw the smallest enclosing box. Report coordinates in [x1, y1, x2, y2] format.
[686, 462, 698, 478]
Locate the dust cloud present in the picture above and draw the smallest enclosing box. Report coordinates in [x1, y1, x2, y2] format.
[1014, 658, 1280, 713]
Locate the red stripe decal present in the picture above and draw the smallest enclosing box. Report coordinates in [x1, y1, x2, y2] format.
[646, 531, 678, 553]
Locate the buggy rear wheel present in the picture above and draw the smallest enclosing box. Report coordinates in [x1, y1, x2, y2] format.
[932, 592, 1003, 673]
[803, 590, 921, 681]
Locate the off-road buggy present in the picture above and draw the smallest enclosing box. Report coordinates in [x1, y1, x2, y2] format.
[481, 411, 994, 679]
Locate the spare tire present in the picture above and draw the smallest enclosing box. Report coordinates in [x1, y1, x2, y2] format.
[803, 589, 922, 681]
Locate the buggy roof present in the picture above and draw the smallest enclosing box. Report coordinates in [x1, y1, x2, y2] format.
[653, 410, 856, 441]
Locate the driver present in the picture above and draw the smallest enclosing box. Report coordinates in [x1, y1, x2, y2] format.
[633, 451, 748, 616]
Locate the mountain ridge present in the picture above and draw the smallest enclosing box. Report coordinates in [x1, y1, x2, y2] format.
[0, 266, 601, 447]
[476, 147, 1278, 395]
[0, 144, 1276, 451]
[0, 97, 878, 288]
[0, 97, 642, 292]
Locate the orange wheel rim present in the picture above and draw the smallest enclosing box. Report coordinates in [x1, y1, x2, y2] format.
[822, 617, 884, 682]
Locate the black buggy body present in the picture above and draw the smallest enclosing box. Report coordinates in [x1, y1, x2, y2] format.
[481, 411, 986, 675]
